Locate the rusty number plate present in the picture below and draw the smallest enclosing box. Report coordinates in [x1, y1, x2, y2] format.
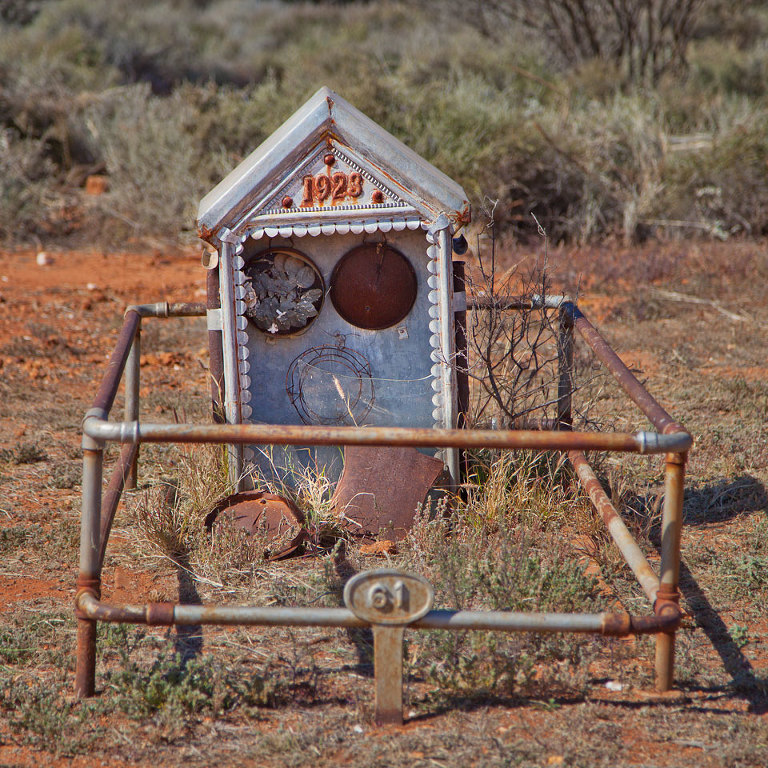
[343, 569, 434, 625]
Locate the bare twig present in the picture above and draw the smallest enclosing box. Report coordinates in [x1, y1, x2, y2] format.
[650, 288, 753, 324]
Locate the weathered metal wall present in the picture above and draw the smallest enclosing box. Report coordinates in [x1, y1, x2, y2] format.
[242, 228, 439, 484]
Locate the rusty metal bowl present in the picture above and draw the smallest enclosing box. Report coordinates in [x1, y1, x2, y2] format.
[205, 490, 307, 561]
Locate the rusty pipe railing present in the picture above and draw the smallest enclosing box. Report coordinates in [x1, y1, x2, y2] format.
[75, 298, 691, 715]
[76, 302, 205, 698]
[572, 305, 685, 435]
[89, 303, 206, 421]
[125, 301, 207, 318]
[76, 591, 680, 635]
[568, 449, 660, 604]
[557, 301, 575, 429]
[206, 266, 226, 424]
[97, 443, 139, 568]
[655, 451, 686, 691]
[83, 418, 691, 455]
[123, 324, 140, 489]
[468, 294, 568, 311]
[568, 302, 690, 692]
[92, 310, 141, 417]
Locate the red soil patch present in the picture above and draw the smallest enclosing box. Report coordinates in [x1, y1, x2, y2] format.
[0, 576, 73, 613]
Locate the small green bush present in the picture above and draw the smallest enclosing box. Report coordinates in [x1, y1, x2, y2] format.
[404, 503, 604, 698]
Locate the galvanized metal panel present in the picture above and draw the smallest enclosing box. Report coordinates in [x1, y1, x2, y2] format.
[240, 228, 441, 485]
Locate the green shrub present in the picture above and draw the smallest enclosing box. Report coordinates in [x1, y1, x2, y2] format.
[0, 130, 57, 240]
[1, 0, 767, 244]
[404, 504, 605, 698]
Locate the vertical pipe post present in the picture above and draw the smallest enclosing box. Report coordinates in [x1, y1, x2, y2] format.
[453, 261, 469, 430]
[373, 626, 405, 725]
[453, 261, 469, 483]
[206, 265, 225, 424]
[75, 441, 104, 698]
[124, 322, 141, 489]
[557, 301, 574, 430]
[655, 451, 686, 691]
[436, 221, 459, 487]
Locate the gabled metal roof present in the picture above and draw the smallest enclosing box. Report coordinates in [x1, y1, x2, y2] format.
[197, 87, 470, 244]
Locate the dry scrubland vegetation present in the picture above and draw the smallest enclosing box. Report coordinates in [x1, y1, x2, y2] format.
[1, 0, 768, 245]
[1, 1, 768, 766]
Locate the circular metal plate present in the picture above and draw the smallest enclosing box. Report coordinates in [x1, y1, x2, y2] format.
[343, 569, 434, 625]
[330, 243, 417, 330]
[205, 491, 307, 560]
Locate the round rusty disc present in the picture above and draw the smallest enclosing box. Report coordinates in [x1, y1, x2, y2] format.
[330, 243, 417, 330]
[205, 491, 307, 560]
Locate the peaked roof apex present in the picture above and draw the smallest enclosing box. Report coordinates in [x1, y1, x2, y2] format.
[198, 87, 470, 243]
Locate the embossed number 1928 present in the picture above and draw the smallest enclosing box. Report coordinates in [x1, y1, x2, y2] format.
[301, 171, 364, 207]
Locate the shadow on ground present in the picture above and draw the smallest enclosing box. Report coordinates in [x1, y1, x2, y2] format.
[683, 475, 768, 525]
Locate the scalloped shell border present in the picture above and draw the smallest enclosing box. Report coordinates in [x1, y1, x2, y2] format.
[222, 217, 446, 464]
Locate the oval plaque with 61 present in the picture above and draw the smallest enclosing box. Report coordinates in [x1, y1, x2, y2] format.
[343, 569, 434, 625]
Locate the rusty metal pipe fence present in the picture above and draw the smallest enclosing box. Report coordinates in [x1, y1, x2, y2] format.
[75, 299, 689, 724]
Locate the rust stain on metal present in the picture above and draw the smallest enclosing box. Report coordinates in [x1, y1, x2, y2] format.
[632, 605, 681, 634]
[602, 609, 680, 636]
[75, 575, 101, 593]
[330, 243, 418, 330]
[146, 602, 175, 626]
[205, 490, 307, 560]
[654, 583, 681, 615]
[74, 618, 97, 698]
[331, 446, 443, 538]
[600, 612, 632, 636]
[453, 204, 472, 228]
[74, 578, 101, 619]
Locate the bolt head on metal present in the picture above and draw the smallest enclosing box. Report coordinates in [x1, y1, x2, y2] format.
[344, 569, 433, 625]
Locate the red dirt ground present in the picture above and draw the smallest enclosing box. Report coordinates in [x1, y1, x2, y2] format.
[1, 242, 767, 767]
